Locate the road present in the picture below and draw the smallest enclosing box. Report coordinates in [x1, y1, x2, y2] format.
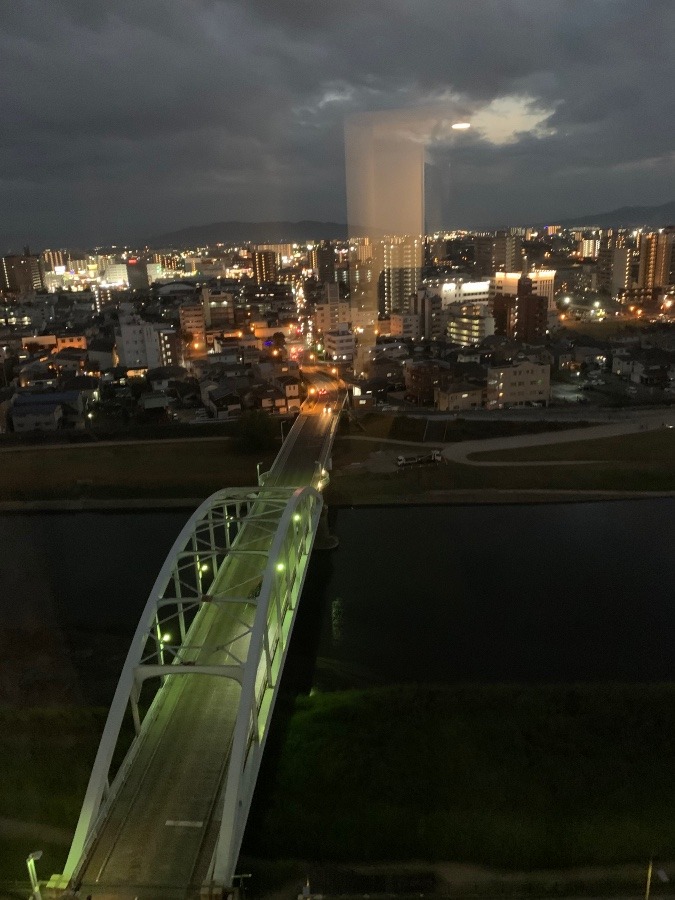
[73, 372, 341, 899]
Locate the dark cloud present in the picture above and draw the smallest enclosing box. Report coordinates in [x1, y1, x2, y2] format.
[0, 0, 673, 247]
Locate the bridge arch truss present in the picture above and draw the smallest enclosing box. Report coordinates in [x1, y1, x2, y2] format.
[61, 483, 323, 895]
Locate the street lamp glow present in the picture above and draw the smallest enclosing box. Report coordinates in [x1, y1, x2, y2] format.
[293, 513, 301, 523]
[162, 633, 171, 643]
[200, 562, 209, 572]
[276, 562, 285, 573]
[451, 122, 471, 130]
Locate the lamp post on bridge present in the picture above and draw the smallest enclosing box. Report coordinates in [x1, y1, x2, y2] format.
[26, 850, 43, 900]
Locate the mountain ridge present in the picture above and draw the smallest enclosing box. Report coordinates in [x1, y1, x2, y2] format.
[147, 219, 348, 247]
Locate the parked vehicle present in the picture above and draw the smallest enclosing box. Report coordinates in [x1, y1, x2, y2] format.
[396, 450, 442, 467]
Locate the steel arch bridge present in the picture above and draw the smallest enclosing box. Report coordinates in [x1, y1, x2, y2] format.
[54, 482, 324, 897]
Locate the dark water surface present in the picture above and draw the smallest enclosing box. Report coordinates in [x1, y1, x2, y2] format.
[1, 499, 674, 686]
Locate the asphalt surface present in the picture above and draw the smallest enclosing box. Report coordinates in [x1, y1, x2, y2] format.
[73, 373, 341, 899]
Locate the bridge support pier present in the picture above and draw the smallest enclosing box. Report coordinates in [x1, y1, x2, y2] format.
[313, 505, 338, 550]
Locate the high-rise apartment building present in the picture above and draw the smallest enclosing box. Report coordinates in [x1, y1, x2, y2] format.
[411, 289, 443, 340]
[251, 250, 278, 283]
[492, 231, 523, 272]
[491, 270, 556, 311]
[116, 315, 169, 369]
[638, 230, 675, 291]
[309, 242, 336, 284]
[380, 236, 422, 316]
[445, 302, 495, 346]
[493, 273, 548, 344]
[41, 249, 67, 272]
[179, 300, 207, 352]
[1, 255, 45, 293]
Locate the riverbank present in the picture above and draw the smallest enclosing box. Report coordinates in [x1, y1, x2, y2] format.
[5, 685, 675, 887]
[243, 685, 675, 870]
[1, 422, 674, 507]
[2, 488, 675, 513]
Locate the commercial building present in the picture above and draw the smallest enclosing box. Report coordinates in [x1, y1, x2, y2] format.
[431, 279, 491, 307]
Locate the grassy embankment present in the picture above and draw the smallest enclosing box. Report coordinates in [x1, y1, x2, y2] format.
[0, 439, 277, 502]
[0, 707, 126, 883]
[328, 429, 675, 504]
[349, 413, 590, 444]
[5, 686, 675, 885]
[244, 685, 675, 871]
[1, 422, 674, 504]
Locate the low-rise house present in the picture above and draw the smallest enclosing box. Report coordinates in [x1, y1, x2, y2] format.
[146, 365, 188, 392]
[12, 402, 63, 432]
[203, 384, 242, 419]
[50, 348, 87, 375]
[273, 374, 302, 412]
[139, 391, 171, 411]
[12, 389, 86, 427]
[87, 338, 115, 371]
[435, 383, 484, 412]
[246, 384, 287, 414]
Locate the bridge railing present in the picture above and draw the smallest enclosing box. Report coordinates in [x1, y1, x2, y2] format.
[206, 483, 324, 890]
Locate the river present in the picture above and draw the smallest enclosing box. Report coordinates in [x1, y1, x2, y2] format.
[1, 499, 674, 702]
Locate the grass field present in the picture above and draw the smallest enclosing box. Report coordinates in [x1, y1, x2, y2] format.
[0, 439, 277, 501]
[0, 707, 114, 881]
[6, 686, 675, 883]
[467, 428, 675, 463]
[244, 685, 675, 869]
[327, 429, 675, 503]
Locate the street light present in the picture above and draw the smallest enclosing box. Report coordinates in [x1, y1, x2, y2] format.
[451, 122, 471, 130]
[26, 850, 42, 900]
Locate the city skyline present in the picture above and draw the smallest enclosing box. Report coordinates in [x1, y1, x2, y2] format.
[0, 0, 673, 248]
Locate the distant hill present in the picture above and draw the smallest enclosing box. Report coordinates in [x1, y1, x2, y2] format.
[147, 220, 348, 247]
[553, 200, 675, 229]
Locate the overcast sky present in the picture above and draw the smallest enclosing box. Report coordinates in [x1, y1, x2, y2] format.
[1, 0, 673, 248]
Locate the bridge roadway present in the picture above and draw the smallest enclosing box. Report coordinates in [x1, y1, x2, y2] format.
[73, 372, 340, 899]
